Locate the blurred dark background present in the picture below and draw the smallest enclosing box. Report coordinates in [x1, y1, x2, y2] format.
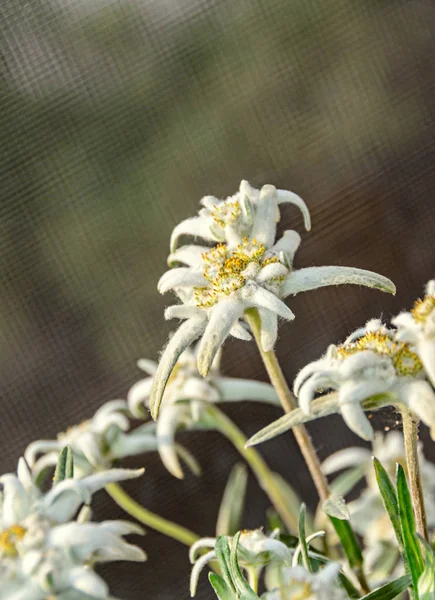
[1, 0, 435, 597]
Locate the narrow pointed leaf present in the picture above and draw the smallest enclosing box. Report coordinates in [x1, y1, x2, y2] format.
[396, 464, 424, 593]
[298, 504, 311, 571]
[216, 464, 248, 536]
[53, 446, 74, 485]
[229, 532, 259, 598]
[329, 517, 363, 569]
[215, 536, 237, 594]
[360, 574, 412, 600]
[373, 458, 403, 548]
[208, 573, 236, 600]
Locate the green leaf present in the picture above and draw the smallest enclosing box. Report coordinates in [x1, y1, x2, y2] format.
[215, 536, 237, 594]
[209, 573, 236, 600]
[298, 504, 311, 571]
[373, 458, 403, 549]
[359, 574, 412, 600]
[396, 464, 424, 594]
[229, 532, 259, 599]
[216, 463, 248, 536]
[323, 494, 350, 521]
[416, 534, 435, 599]
[329, 516, 363, 569]
[245, 394, 391, 448]
[53, 446, 74, 485]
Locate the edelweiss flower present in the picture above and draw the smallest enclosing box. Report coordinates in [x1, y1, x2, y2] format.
[0, 459, 145, 599]
[294, 319, 435, 441]
[393, 280, 435, 386]
[323, 432, 435, 583]
[128, 344, 279, 478]
[151, 181, 395, 418]
[189, 529, 292, 596]
[262, 563, 346, 600]
[25, 400, 161, 480]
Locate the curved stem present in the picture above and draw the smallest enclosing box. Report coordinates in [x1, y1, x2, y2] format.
[244, 309, 330, 503]
[106, 482, 200, 546]
[401, 408, 428, 540]
[206, 404, 299, 534]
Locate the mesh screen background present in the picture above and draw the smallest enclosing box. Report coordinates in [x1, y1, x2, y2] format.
[1, 0, 435, 598]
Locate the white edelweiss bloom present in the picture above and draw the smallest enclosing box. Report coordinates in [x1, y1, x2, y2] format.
[393, 280, 435, 386]
[128, 343, 280, 479]
[0, 459, 145, 599]
[262, 562, 346, 600]
[294, 320, 435, 441]
[24, 400, 159, 480]
[189, 529, 292, 596]
[151, 182, 395, 418]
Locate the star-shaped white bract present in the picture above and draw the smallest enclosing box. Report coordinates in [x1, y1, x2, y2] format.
[0, 459, 145, 599]
[24, 400, 160, 481]
[294, 320, 435, 441]
[151, 181, 395, 419]
[128, 343, 279, 479]
[393, 279, 435, 387]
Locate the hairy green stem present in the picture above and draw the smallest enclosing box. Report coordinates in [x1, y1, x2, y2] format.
[244, 309, 330, 503]
[206, 404, 299, 533]
[401, 408, 428, 540]
[106, 482, 200, 546]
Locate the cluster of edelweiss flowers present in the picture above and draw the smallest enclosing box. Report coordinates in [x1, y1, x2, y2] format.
[4, 179, 435, 599]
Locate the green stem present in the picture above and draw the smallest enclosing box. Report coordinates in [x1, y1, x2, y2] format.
[401, 408, 428, 540]
[244, 309, 330, 503]
[106, 482, 200, 546]
[206, 404, 299, 533]
[247, 567, 259, 593]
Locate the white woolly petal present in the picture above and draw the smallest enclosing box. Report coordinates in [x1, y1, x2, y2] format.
[271, 230, 301, 262]
[340, 401, 374, 441]
[197, 301, 243, 377]
[127, 377, 154, 418]
[392, 312, 421, 342]
[31, 453, 59, 481]
[293, 358, 337, 397]
[25, 440, 62, 468]
[417, 340, 435, 388]
[157, 404, 190, 479]
[168, 245, 209, 267]
[0, 474, 30, 527]
[224, 223, 243, 248]
[339, 351, 387, 378]
[427, 280, 435, 295]
[339, 379, 389, 406]
[69, 567, 109, 597]
[137, 358, 158, 375]
[164, 304, 203, 321]
[256, 262, 289, 283]
[150, 318, 207, 419]
[189, 538, 217, 562]
[100, 520, 145, 536]
[246, 285, 295, 321]
[190, 550, 217, 597]
[239, 179, 259, 202]
[250, 184, 278, 248]
[322, 447, 371, 475]
[258, 307, 278, 351]
[215, 377, 280, 405]
[110, 430, 159, 459]
[399, 380, 435, 439]
[183, 377, 220, 401]
[230, 321, 252, 341]
[276, 189, 311, 231]
[298, 374, 333, 415]
[158, 268, 207, 294]
[281, 266, 396, 297]
[170, 216, 217, 252]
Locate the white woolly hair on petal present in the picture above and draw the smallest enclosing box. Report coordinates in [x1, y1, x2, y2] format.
[315, 561, 342, 586]
[248, 285, 295, 321]
[215, 377, 280, 405]
[164, 304, 203, 321]
[197, 300, 243, 377]
[258, 307, 278, 352]
[339, 350, 389, 379]
[271, 230, 301, 262]
[239, 179, 259, 200]
[170, 216, 216, 252]
[99, 520, 145, 536]
[293, 358, 335, 397]
[158, 268, 207, 294]
[250, 184, 278, 248]
[427, 280, 435, 295]
[69, 567, 109, 597]
[156, 404, 190, 479]
[400, 380, 435, 440]
[292, 531, 325, 567]
[225, 223, 243, 249]
[392, 312, 421, 341]
[127, 377, 154, 418]
[167, 245, 210, 268]
[137, 358, 158, 375]
[200, 195, 220, 208]
[276, 189, 311, 231]
[190, 550, 217, 597]
[230, 320, 252, 341]
[281, 266, 396, 298]
[416, 340, 435, 388]
[0, 474, 30, 527]
[322, 447, 371, 475]
[298, 374, 334, 415]
[256, 262, 288, 283]
[339, 401, 374, 441]
[189, 538, 217, 562]
[150, 318, 206, 419]
[25, 440, 62, 468]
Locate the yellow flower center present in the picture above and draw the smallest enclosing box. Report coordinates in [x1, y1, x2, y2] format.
[0, 525, 26, 557]
[290, 581, 313, 600]
[411, 294, 435, 323]
[194, 239, 285, 308]
[211, 201, 240, 227]
[337, 332, 423, 377]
